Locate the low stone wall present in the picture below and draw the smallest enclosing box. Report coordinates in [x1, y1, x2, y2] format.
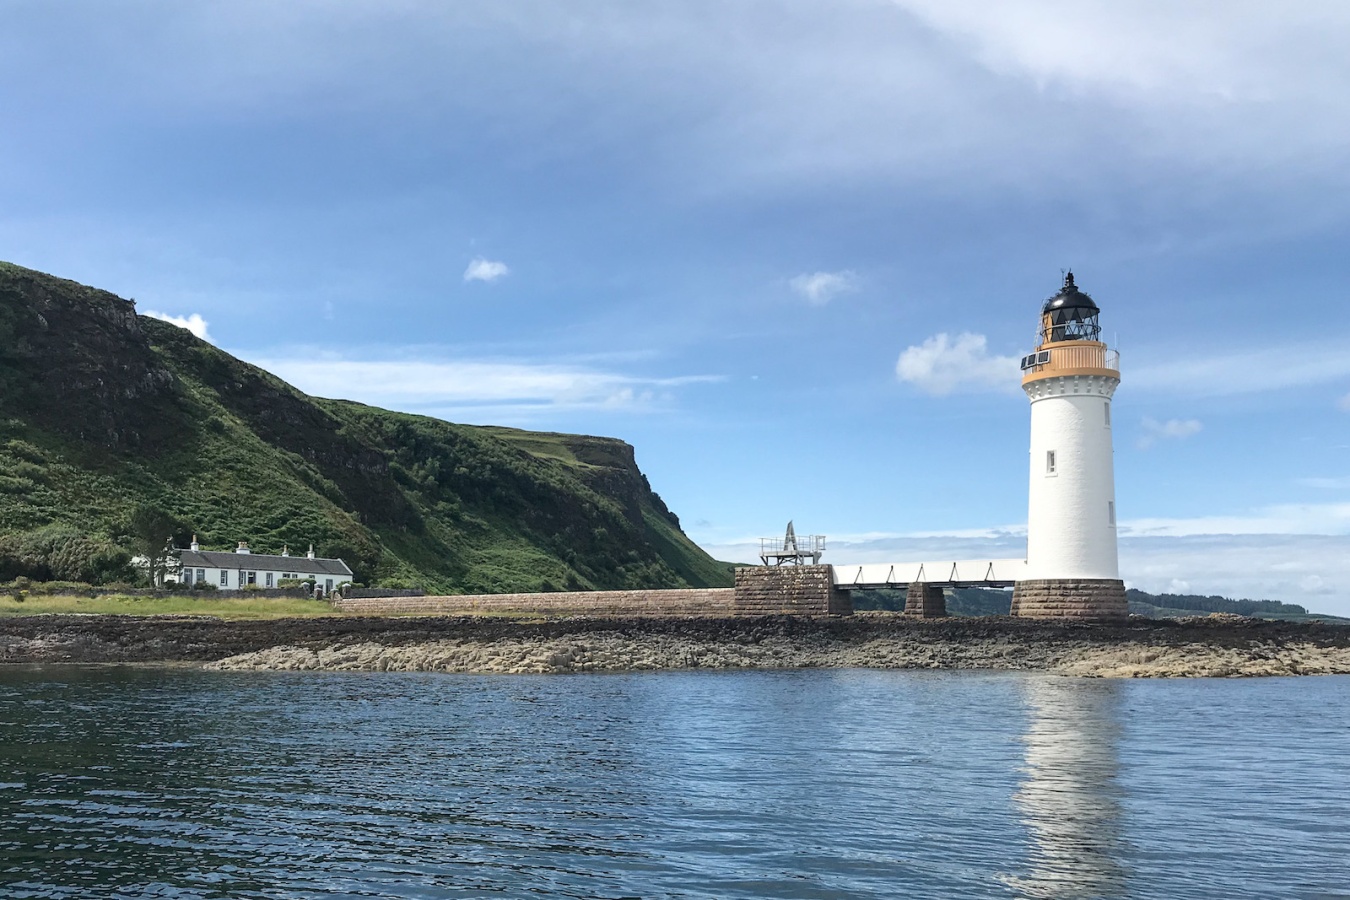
[9, 585, 314, 600]
[344, 588, 426, 599]
[336, 588, 736, 617]
[1011, 579, 1128, 621]
[734, 566, 852, 616]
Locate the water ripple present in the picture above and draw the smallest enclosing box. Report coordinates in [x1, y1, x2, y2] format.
[0, 668, 1346, 898]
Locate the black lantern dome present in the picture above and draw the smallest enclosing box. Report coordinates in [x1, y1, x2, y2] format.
[1040, 271, 1101, 343]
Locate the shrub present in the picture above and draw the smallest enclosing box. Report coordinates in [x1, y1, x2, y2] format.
[0, 528, 134, 584]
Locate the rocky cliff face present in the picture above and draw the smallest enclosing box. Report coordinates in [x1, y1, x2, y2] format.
[0, 261, 731, 592]
[0, 263, 176, 449]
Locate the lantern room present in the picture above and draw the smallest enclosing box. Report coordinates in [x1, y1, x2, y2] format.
[1039, 271, 1100, 344]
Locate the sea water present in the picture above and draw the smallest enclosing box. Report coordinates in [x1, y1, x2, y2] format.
[0, 668, 1346, 898]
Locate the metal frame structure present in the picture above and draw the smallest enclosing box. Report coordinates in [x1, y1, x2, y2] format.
[759, 521, 826, 566]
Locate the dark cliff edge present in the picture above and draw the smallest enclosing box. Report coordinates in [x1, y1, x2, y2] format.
[0, 261, 731, 592]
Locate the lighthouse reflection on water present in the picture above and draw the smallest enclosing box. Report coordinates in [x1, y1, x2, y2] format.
[1004, 677, 1127, 898]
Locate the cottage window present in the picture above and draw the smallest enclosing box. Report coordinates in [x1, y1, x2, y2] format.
[183, 569, 194, 586]
[220, 570, 228, 586]
[265, 572, 273, 588]
[196, 569, 205, 581]
[247, 571, 257, 585]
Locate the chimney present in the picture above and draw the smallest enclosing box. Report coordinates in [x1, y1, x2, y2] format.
[190, 534, 200, 552]
[281, 544, 290, 557]
[307, 544, 316, 560]
[236, 541, 251, 554]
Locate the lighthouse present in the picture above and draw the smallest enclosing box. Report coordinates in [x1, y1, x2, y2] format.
[1011, 273, 1128, 620]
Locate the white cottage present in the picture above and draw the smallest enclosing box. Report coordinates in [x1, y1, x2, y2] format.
[176, 539, 354, 594]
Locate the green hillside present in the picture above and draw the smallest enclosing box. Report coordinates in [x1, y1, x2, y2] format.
[0, 261, 731, 592]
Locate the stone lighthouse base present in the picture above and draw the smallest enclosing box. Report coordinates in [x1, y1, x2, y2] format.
[1011, 579, 1128, 621]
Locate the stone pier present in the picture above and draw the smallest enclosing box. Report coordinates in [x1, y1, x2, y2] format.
[904, 583, 947, 618]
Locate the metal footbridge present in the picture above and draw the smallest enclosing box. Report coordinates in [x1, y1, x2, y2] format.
[830, 559, 1027, 589]
[758, 524, 1025, 590]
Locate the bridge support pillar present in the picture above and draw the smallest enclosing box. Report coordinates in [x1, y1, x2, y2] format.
[1011, 579, 1127, 621]
[904, 583, 946, 618]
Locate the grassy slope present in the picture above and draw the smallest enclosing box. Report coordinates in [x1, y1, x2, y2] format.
[0, 261, 732, 593]
[482, 426, 734, 589]
[0, 594, 336, 620]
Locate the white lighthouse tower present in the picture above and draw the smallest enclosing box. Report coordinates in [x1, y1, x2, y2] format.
[1011, 273, 1128, 620]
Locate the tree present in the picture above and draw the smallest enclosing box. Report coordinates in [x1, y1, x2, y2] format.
[127, 504, 184, 587]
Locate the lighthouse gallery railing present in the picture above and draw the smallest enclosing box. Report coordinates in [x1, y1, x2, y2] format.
[1026, 344, 1119, 374]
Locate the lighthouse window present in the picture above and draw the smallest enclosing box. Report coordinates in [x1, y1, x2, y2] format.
[1108, 501, 1116, 525]
[1104, 404, 1111, 427]
[1046, 450, 1057, 475]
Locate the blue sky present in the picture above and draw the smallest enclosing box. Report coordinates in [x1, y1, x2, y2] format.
[4, 1, 1350, 612]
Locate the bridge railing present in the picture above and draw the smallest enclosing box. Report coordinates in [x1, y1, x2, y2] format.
[831, 559, 1027, 588]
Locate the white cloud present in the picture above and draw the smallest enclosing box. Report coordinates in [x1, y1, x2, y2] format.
[1118, 533, 1350, 615]
[238, 352, 720, 419]
[463, 257, 510, 283]
[895, 332, 1020, 396]
[1299, 476, 1350, 490]
[142, 310, 211, 342]
[1130, 341, 1350, 397]
[890, 0, 1291, 100]
[789, 270, 858, 305]
[15, 1, 1350, 201]
[1137, 416, 1201, 450]
[1119, 502, 1350, 539]
[11, 1, 1350, 214]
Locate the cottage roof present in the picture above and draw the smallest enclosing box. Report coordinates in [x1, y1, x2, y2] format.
[177, 549, 353, 577]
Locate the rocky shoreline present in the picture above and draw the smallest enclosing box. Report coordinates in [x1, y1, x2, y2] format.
[2, 613, 1349, 677]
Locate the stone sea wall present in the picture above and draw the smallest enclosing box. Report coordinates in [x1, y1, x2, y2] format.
[3, 613, 1349, 678]
[336, 565, 852, 618]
